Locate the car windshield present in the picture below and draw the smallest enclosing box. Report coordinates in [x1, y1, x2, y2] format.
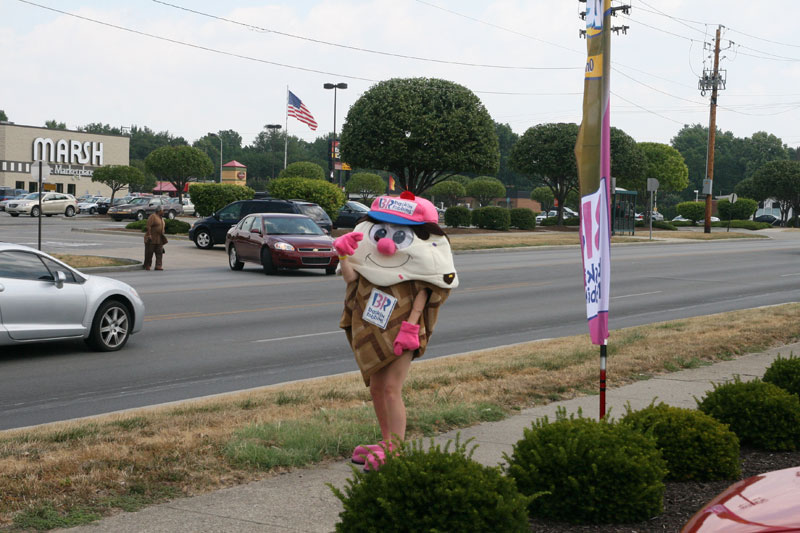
[263, 217, 324, 235]
[129, 198, 149, 205]
[347, 201, 369, 212]
[23, 193, 42, 200]
[298, 204, 329, 220]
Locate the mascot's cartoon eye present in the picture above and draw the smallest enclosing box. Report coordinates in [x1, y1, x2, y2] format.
[369, 223, 415, 250]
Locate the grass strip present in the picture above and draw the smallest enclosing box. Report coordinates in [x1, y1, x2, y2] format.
[1, 303, 799, 530]
[52, 254, 136, 268]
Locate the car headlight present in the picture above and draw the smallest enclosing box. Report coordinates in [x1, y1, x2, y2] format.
[273, 242, 295, 251]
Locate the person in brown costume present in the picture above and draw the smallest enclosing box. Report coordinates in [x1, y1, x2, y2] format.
[143, 205, 168, 271]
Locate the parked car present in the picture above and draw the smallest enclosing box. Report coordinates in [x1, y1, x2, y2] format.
[108, 196, 182, 221]
[535, 207, 578, 224]
[180, 197, 197, 216]
[651, 211, 664, 221]
[96, 196, 130, 215]
[672, 215, 689, 222]
[0, 187, 27, 202]
[289, 200, 333, 233]
[682, 466, 800, 532]
[754, 214, 781, 226]
[5, 192, 78, 217]
[0, 193, 27, 212]
[77, 196, 102, 215]
[226, 213, 338, 275]
[0, 243, 144, 351]
[334, 201, 370, 229]
[190, 198, 310, 249]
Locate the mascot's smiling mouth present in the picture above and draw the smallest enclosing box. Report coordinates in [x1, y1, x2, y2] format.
[366, 253, 411, 269]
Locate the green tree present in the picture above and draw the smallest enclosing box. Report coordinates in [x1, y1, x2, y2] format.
[145, 145, 213, 202]
[340, 77, 499, 195]
[752, 160, 800, 225]
[129, 125, 188, 162]
[676, 201, 706, 224]
[427, 180, 466, 207]
[740, 131, 788, 178]
[671, 124, 746, 198]
[279, 161, 326, 180]
[129, 159, 157, 193]
[635, 142, 689, 218]
[530, 186, 554, 212]
[495, 122, 528, 188]
[45, 119, 67, 130]
[466, 177, 506, 207]
[78, 123, 124, 135]
[0, 110, 7, 121]
[609, 127, 647, 191]
[345, 172, 386, 204]
[734, 177, 767, 203]
[268, 177, 345, 218]
[445, 174, 472, 188]
[91, 165, 145, 206]
[194, 130, 243, 182]
[510, 122, 579, 225]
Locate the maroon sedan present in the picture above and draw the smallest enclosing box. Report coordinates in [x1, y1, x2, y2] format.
[225, 213, 338, 275]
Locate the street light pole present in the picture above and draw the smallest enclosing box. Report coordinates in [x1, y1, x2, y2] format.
[323, 82, 347, 186]
[208, 132, 222, 183]
[265, 124, 282, 179]
[694, 189, 699, 202]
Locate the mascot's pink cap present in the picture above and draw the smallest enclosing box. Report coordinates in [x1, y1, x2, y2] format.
[369, 191, 439, 226]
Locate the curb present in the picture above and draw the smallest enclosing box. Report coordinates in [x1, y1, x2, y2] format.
[71, 227, 191, 240]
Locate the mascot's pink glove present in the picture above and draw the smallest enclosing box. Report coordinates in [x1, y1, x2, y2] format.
[393, 321, 420, 356]
[333, 231, 363, 256]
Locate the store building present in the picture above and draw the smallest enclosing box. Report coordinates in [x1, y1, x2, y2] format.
[0, 122, 129, 197]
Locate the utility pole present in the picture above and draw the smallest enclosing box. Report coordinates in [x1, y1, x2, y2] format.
[698, 26, 726, 234]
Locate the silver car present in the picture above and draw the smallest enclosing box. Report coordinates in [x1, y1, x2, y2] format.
[6, 192, 78, 218]
[0, 243, 144, 351]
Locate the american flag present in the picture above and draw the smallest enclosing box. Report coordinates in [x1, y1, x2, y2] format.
[287, 90, 318, 131]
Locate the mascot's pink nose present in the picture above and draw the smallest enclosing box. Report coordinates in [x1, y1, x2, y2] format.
[376, 237, 396, 256]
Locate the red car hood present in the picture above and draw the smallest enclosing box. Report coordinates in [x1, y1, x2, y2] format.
[271, 235, 334, 248]
[682, 467, 800, 533]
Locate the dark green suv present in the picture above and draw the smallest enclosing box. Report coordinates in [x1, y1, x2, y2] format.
[189, 199, 303, 249]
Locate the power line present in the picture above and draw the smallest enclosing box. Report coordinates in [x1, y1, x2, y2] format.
[610, 91, 685, 125]
[152, 0, 580, 71]
[612, 68, 706, 105]
[632, 0, 709, 35]
[726, 27, 800, 50]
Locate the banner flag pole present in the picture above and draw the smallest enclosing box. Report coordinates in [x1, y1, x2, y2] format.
[284, 85, 289, 170]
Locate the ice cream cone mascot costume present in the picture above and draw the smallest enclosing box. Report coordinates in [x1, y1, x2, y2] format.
[335, 191, 458, 470]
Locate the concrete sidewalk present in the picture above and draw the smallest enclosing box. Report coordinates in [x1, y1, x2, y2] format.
[58, 342, 800, 533]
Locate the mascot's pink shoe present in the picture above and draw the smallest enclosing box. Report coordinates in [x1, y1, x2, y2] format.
[362, 448, 386, 472]
[351, 444, 383, 465]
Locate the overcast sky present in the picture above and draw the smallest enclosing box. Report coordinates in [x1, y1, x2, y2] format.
[2, 0, 799, 151]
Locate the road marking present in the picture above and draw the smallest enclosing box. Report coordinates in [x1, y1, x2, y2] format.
[20, 241, 103, 248]
[460, 281, 553, 293]
[780, 273, 800, 277]
[611, 291, 662, 300]
[251, 330, 341, 343]
[145, 301, 339, 322]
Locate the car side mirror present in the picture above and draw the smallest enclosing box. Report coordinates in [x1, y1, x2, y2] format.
[54, 270, 66, 289]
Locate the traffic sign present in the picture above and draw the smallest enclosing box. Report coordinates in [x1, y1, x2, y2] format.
[31, 161, 51, 182]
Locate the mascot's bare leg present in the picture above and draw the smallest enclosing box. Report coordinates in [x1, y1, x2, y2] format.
[369, 351, 413, 442]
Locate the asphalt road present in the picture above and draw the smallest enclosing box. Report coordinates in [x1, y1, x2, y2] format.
[1, 214, 798, 430]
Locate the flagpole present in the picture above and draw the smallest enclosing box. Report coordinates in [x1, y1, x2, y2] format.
[284, 85, 289, 170]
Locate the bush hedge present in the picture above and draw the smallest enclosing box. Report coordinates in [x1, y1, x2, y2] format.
[621, 403, 740, 481]
[472, 206, 510, 231]
[506, 411, 667, 524]
[277, 161, 325, 180]
[268, 177, 346, 219]
[676, 201, 705, 223]
[697, 377, 800, 451]
[125, 218, 190, 234]
[717, 198, 758, 220]
[444, 206, 472, 228]
[189, 183, 254, 217]
[331, 438, 531, 533]
[510, 208, 536, 230]
[763, 354, 800, 398]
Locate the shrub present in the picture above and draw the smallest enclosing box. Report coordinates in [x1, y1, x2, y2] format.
[676, 201, 705, 224]
[506, 410, 666, 524]
[189, 183, 254, 217]
[621, 402, 740, 481]
[763, 354, 800, 398]
[426, 180, 466, 207]
[278, 161, 325, 180]
[465, 177, 506, 207]
[473, 206, 510, 231]
[125, 219, 190, 234]
[564, 216, 580, 226]
[331, 438, 531, 533]
[268, 177, 346, 219]
[510, 208, 536, 230]
[697, 377, 800, 451]
[444, 206, 471, 228]
[717, 198, 758, 220]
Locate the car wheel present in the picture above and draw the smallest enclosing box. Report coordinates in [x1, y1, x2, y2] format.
[65, 206, 75, 217]
[228, 245, 244, 270]
[167, 210, 176, 220]
[31, 206, 40, 217]
[45, 214, 53, 217]
[135, 210, 145, 221]
[86, 299, 131, 352]
[193, 229, 214, 249]
[111, 216, 123, 222]
[9, 213, 19, 217]
[89, 207, 97, 215]
[261, 248, 276, 275]
[325, 266, 336, 275]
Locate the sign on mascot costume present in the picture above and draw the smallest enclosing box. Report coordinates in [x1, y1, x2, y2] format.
[335, 191, 458, 470]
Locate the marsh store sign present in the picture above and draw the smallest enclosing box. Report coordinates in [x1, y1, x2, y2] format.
[30, 137, 104, 178]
